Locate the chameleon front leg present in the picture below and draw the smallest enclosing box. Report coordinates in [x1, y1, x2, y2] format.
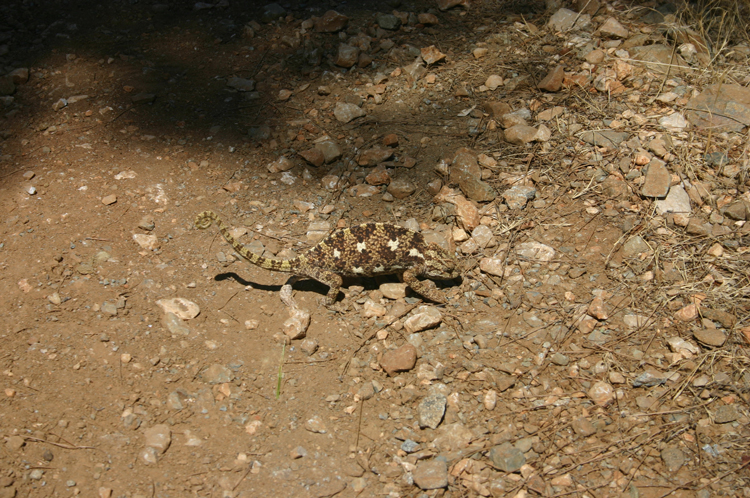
[303, 267, 344, 306]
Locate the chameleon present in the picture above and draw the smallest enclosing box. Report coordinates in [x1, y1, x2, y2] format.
[194, 210, 459, 305]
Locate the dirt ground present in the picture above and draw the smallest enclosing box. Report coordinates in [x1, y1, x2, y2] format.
[1, 0, 749, 497]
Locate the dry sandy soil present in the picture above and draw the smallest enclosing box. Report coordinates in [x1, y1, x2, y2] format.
[1, 1, 749, 497]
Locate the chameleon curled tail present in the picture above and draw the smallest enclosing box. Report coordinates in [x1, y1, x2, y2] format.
[194, 210, 295, 272]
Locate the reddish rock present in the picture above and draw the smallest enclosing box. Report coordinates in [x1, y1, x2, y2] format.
[380, 343, 418, 376]
[358, 147, 393, 166]
[504, 125, 538, 144]
[418, 13, 439, 25]
[335, 44, 359, 68]
[315, 11, 348, 33]
[387, 179, 416, 199]
[421, 45, 446, 65]
[485, 101, 512, 118]
[538, 65, 565, 92]
[299, 148, 325, 167]
[365, 167, 391, 186]
[383, 133, 399, 147]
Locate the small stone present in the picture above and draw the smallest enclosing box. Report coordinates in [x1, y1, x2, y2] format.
[412, 458, 449, 490]
[622, 236, 650, 257]
[101, 194, 117, 205]
[133, 233, 160, 251]
[641, 158, 670, 198]
[418, 13, 439, 25]
[404, 306, 442, 333]
[418, 393, 447, 429]
[693, 327, 726, 347]
[713, 404, 738, 424]
[675, 303, 699, 322]
[201, 364, 232, 384]
[163, 312, 190, 336]
[143, 424, 171, 454]
[538, 65, 565, 92]
[661, 446, 685, 473]
[485, 74, 503, 90]
[335, 44, 359, 68]
[141, 446, 159, 465]
[315, 10, 349, 33]
[290, 446, 307, 459]
[516, 241, 555, 262]
[6, 435, 25, 451]
[479, 257, 504, 277]
[305, 415, 327, 433]
[380, 343, 418, 376]
[484, 389, 498, 410]
[386, 179, 416, 199]
[48, 292, 62, 305]
[138, 216, 155, 231]
[266, 156, 294, 173]
[504, 124, 538, 144]
[358, 147, 393, 166]
[156, 297, 200, 319]
[551, 353, 569, 366]
[300, 338, 318, 356]
[655, 185, 691, 215]
[333, 102, 365, 123]
[29, 469, 44, 480]
[363, 299, 387, 317]
[588, 297, 608, 320]
[588, 381, 615, 406]
[571, 417, 597, 436]
[598, 17, 629, 38]
[380, 283, 407, 300]
[489, 442, 525, 472]
[503, 185, 536, 209]
[660, 113, 689, 131]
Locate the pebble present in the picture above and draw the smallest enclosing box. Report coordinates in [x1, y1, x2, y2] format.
[598, 17, 629, 38]
[304, 414, 327, 433]
[713, 404, 738, 424]
[484, 389, 497, 410]
[404, 306, 442, 333]
[266, 156, 294, 173]
[641, 158, 670, 198]
[163, 312, 190, 336]
[133, 233, 160, 251]
[548, 8, 591, 31]
[571, 417, 597, 436]
[143, 424, 171, 454]
[380, 283, 407, 300]
[661, 446, 685, 473]
[489, 442, 526, 472]
[314, 10, 349, 33]
[421, 45, 446, 64]
[622, 236, 650, 257]
[504, 124, 538, 144]
[412, 458, 449, 490]
[386, 178, 416, 199]
[101, 194, 117, 205]
[299, 338, 318, 356]
[515, 241, 555, 262]
[201, 364, 232, 384]
[29, 469, 44, 480]
[418, 393, 447, 429]
[333, 102, 365, 123]
[588, 381, 615, 406]
[693, 327, 726, 347]
[379, 343, 417, 376]
[5, 435, 25, 451]
[156, 297, 200, 319]
[655, 185, 691, 214]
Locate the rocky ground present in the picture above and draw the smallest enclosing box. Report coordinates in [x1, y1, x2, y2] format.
[1, 0, 749, 497]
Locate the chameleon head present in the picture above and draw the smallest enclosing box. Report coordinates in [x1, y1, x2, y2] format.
[423, 246, 460, 280]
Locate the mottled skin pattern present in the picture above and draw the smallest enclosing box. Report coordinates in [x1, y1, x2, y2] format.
[195, 210, 459, 305]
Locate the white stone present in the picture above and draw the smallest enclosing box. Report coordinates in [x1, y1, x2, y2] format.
[156, 297, 200, 320]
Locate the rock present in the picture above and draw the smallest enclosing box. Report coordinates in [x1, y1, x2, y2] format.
[315, 11, 349, 33]
[551, 352, 569, 366]
[504, 124, 538, 144]
[412, 458, 448, 490]
[480, 257, 504, 277]
[598, 17, 629, 38]
[686, 84, 750, 132]
[0, 75, 15, 96]
[655, 185, 690, 214]
[579, 130, 629, 147]
[156, 298, 200, 319]
[335, 44, 359, 68]
[283, 306, 310, 340]
[333, 102, 365, 123]
[489, 442, 525, 472]
[380, 343, 417, 376]
[484, 390, 498, 410]
[571, 417, 597, 436]
[358, 147, 393, 166]
[421, 45, 446, 64]
[675, 304, 699, 322]
[404, 306, 442, 333]
[101, 194, 117, 205]
[266, 156, 294, 173]
[722, 200, 750, 221]
[380, 283, 407, 300]
[661, 447, 685, 473]
[659, 113, 689, 131]
[143, 424, 171, 454]
[304, 414, 327, 433]
[5, 435, 25, 451]
[503, 185, 536, 209]
[693, 327, 726, 347]
[138, 216, 155, 231]
[630, 45, 687, 75]
[386, 179, 416, 199]
[163, 312, 190, 335]
[418, 13, 439, 24]
[486, 101, 513, 118]
[299, 148, 324, 167]
[622, 236, 650, 257]
[538, 65, 565, 92]
[515, 241, 555, 262]
[133, 233, 160, 250]
[548, 8, 591, 31]
[418, 393, 447, 429]
[9, 67, 29, 85]
[201, 364, 232, 384]
[313, 139, 342, 163]
[226, 77, 256, 92]
[437, 0, 469, 11]
[363, 299, 387, 317]
[377, 13, 401, 30]
[588, 381, 615, 406]
[485, 74, 503, 90]
[713, 405, 738, 424]
[261, 3, 286, 23]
